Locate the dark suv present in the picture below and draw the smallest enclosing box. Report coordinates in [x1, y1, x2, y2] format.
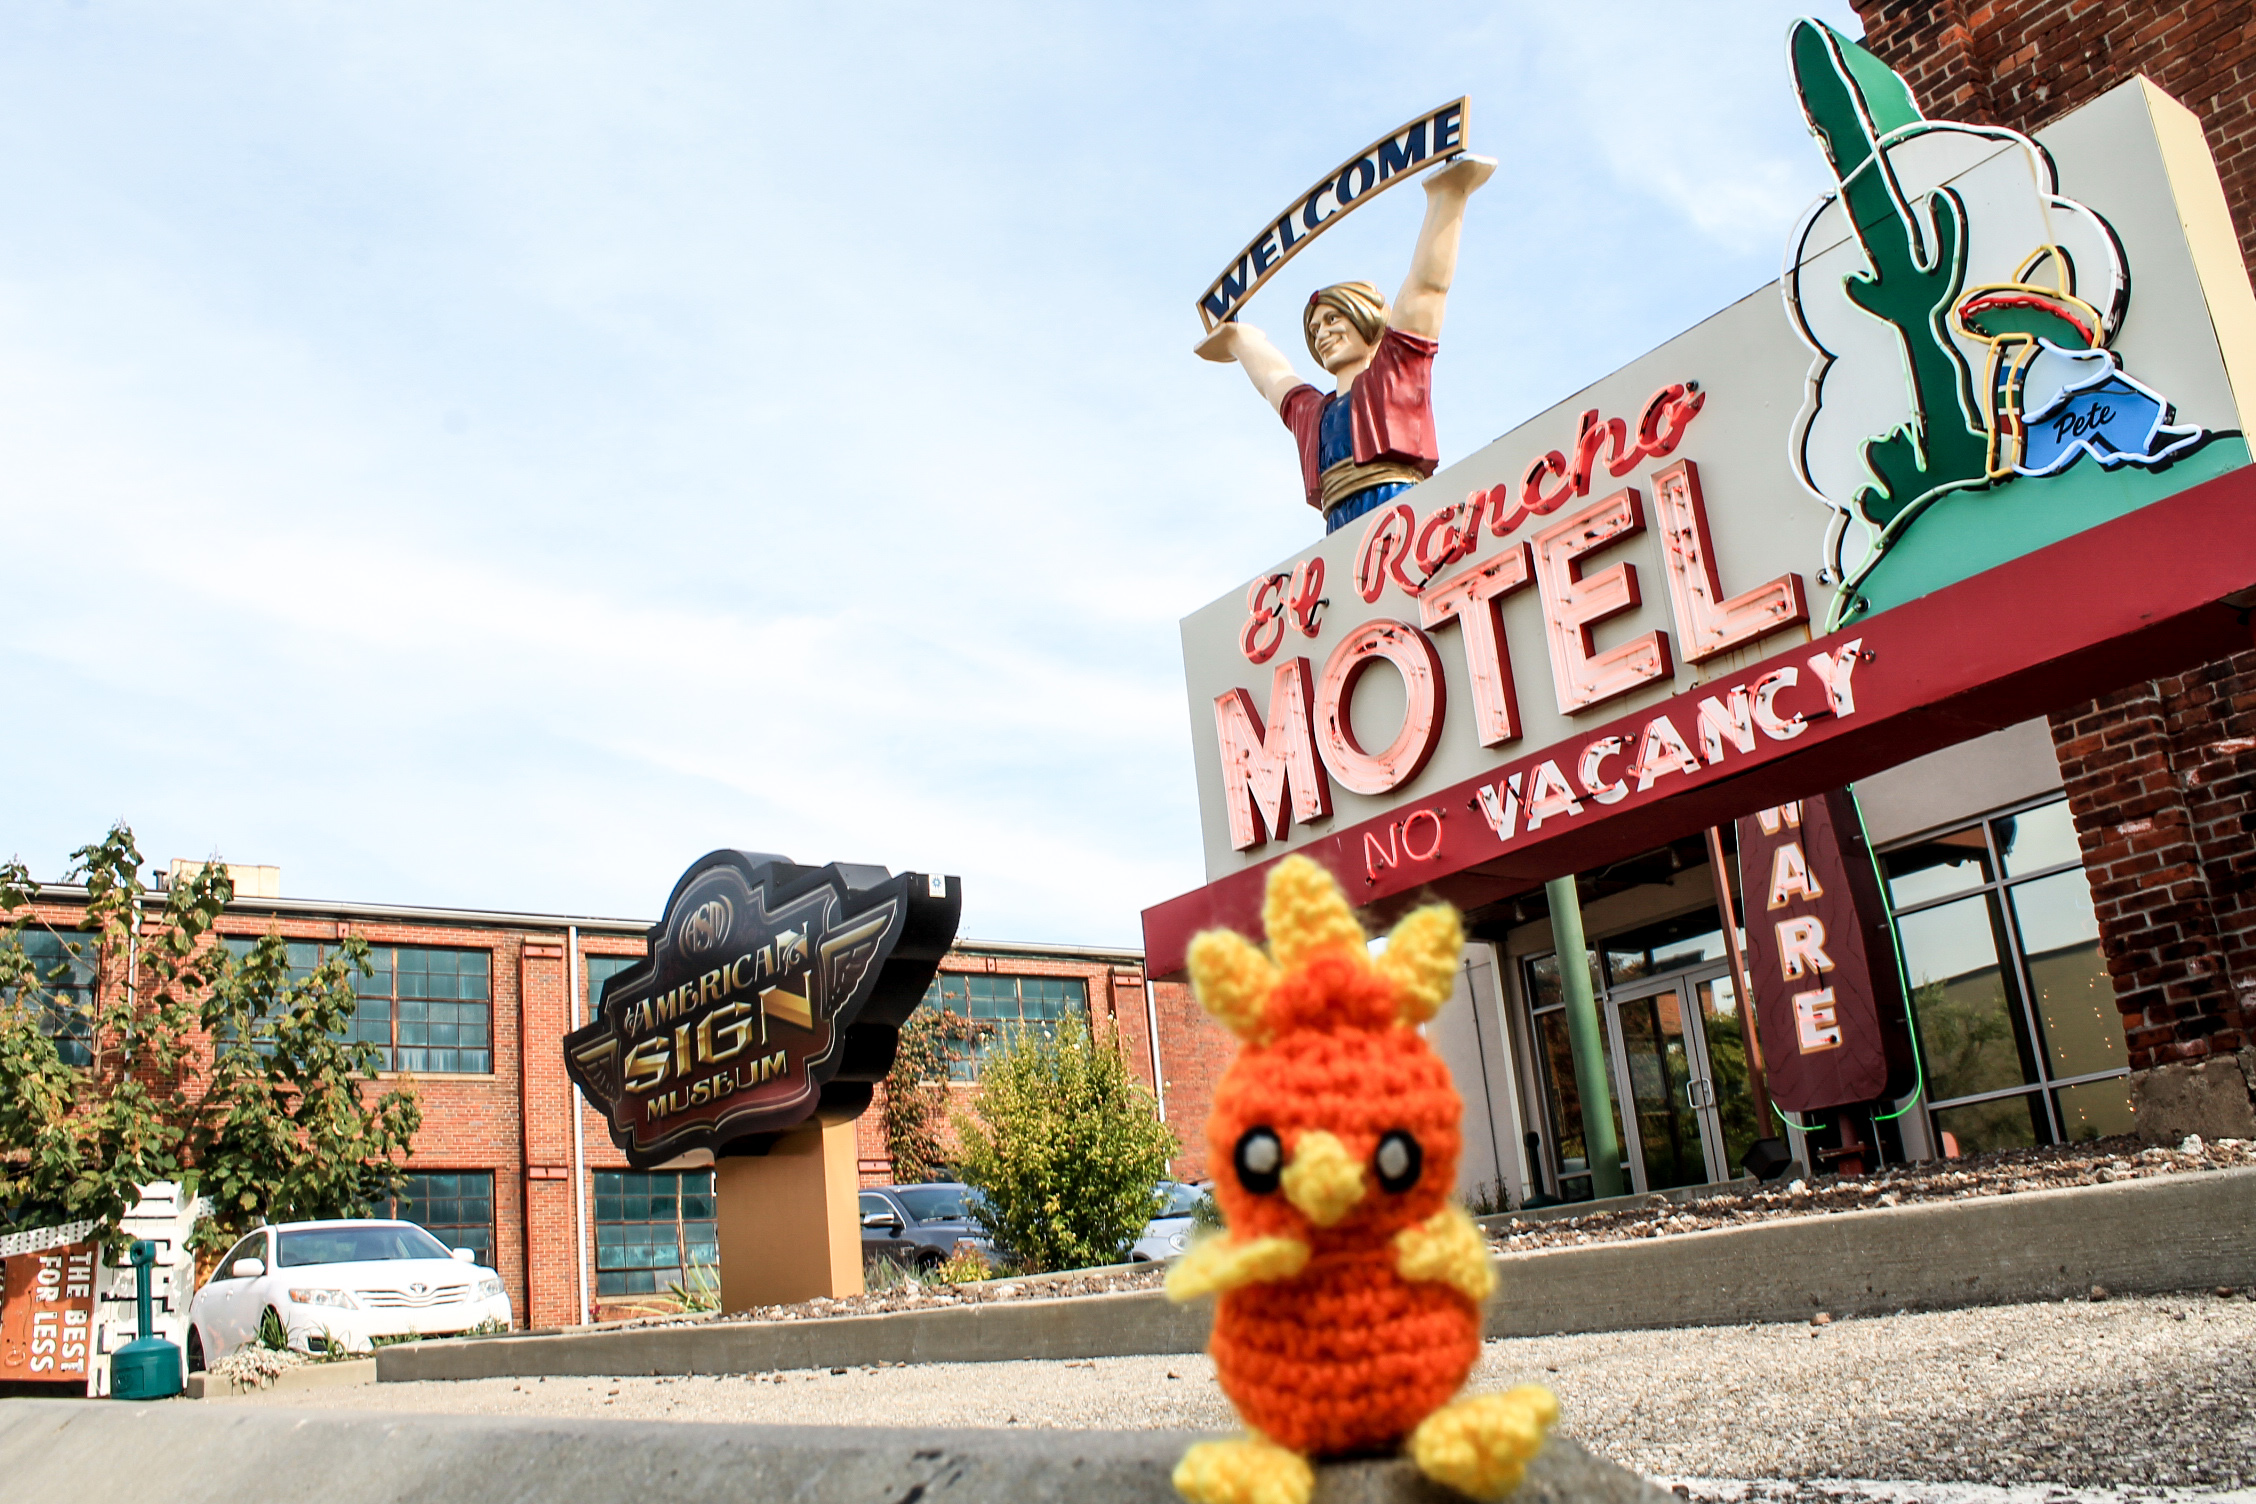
[859, 1183, 995, 1273]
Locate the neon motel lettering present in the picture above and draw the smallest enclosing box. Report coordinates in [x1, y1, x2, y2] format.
[1465, 647, 1861, 847]
[1363, 806, 1447, 882]
[1213, 389, 1832, 854]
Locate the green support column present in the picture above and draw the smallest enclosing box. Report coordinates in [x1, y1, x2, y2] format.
[1546, 876, 1625, 1200]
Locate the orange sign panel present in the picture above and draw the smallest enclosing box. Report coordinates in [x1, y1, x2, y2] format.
[0, 1239, 99, 1384]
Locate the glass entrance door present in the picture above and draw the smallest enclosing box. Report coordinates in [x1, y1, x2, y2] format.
[1611, 984, 1707, 1191]
[1526, 916, 1767, 1201]
[1690, 972, 1764, 1183]
[1607, 967, 1763, 1192]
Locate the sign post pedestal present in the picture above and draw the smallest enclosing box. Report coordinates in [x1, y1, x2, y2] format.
[715, 1112, 866, 1310]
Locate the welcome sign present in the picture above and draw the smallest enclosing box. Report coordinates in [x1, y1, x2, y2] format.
[1144, 23, 2256, 977]
[1196, 98, 1468, 332]
[566, 852, 960, 1168]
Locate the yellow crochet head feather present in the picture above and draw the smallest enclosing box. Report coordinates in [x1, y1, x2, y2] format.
[1186, 855, 1463, 1043]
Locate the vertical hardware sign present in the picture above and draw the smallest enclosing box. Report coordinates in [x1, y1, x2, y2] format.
[1734, 790, 1914, 1112]
[565, 851, 960, 1169]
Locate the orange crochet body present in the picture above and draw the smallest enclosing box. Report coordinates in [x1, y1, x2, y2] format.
[1170, 857, 1555, 1503]
[1211, 1249, 1479, 1456]
[1201, 946, 1476, 1457]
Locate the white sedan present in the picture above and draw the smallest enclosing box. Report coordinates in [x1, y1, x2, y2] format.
[186, 1219, 511, 1366]
[1129, 1181, 1209, 1262]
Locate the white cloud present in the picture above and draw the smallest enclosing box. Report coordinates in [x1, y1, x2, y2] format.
[0, 1, 1871, 945]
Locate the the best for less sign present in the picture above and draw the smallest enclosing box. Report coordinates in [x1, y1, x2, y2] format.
[1145, 28, 2256, 975]
[0, 1236, 97, 1384]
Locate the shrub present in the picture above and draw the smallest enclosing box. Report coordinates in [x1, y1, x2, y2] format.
[930, 1245, 990, 1285]
[954, 1019, 1175, 1274]
[881, 1007, 985, 1185]
[667, 1259, 719, 1313]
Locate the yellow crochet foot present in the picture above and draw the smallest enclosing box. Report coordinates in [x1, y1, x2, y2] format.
[1172, 1434, 1315, 1504]
[1408, 1385, 1560, 1501]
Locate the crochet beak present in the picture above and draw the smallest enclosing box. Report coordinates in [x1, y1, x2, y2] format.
[1279, 1129, 1366, 1227]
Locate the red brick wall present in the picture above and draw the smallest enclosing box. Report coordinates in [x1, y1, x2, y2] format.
[1855, 0, 2256, 1072]
[1854, 1, 2256, 274]
[15, 903, 1243, 1320]
[2049, 669, 2256, 1069]
[1151, 978, 1234, 1184]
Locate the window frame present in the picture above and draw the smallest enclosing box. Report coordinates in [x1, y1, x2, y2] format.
[6, 926, 99, 1067]
[592, 1169, 718, 1300]
[921, 970, 1090, 1081]
[220, 936, 494, 1075]
[1881, 793, 2124, 1149]
[383, 1171, 497, 1265]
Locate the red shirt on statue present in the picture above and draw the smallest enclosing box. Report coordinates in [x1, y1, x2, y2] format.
[1279, 327, 1439, 515]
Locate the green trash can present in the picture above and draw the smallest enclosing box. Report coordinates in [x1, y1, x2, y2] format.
[110, 1239, 182, 1400]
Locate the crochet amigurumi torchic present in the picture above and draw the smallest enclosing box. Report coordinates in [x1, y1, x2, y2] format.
[1165, 855, 1557, 1504]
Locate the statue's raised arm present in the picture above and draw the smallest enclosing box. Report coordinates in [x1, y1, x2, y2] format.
[1198, 153, 1496, 534]
[1390, 154, 1495, 340]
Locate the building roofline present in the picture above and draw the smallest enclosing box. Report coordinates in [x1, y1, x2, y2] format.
[24, 887, 1149, 962]
[950, 937, 1146, 965]
[31, 884, 652, 935]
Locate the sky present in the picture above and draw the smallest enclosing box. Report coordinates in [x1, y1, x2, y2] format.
[0, 0, 1862, 945]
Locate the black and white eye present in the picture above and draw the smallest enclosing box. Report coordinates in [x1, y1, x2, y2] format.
[1234, 1126, 1283, 1195]
[1373, 1130, 1422, 1194]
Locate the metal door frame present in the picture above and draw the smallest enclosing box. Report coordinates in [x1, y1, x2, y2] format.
[1599, 960, 1736, 1191]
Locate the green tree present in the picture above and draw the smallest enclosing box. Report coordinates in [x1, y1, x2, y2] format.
[0, 824, 422, 1255]
[188, 931, 422, 1255]
[0, 827, 231, 1246]
[954, 1019, 1175, 1273]
[880, 1006, 984, 1186]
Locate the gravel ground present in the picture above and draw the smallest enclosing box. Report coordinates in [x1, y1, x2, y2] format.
[1489, 1136, 2254, 1254]
[595, 1261, 1167, 1332]
[557, 1136, 2249, 1335]
[239, 1291, 2255, 1495]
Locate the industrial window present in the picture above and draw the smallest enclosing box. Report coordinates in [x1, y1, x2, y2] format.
[593, 1170, 717, 1298]
[219, 938, 492, 1074]
[5, 928, 97, 1067]
[1882, 796, 2124, 1155]
[383, 1172, 495, 1265]
[584, 952, 642, 1015]
[921, 972, 1089, 1080]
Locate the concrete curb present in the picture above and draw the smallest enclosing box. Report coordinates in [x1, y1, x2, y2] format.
[186, 1357, 377, 1400]
[381, 1284, 1210, 1381]
[0, 1400, 1671, 1503]
[378, 1166, 2256, 1382]
[1488, 1163, 2256, 1337]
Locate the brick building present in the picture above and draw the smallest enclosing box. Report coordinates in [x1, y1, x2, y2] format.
[1848, 0, 2256, 1138]
[8, 873, 1222, 1329]
[849, 938, 1231, 1190]
[1436, 2, 2256, 1209]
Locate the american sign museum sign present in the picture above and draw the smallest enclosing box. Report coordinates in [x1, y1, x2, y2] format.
[1143, 23, 2256, 975]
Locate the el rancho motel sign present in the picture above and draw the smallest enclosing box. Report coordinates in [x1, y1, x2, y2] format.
[1143, 25, 2256, 977]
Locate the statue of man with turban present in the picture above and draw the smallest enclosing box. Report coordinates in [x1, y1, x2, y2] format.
[1199, 154, 1496, 533]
